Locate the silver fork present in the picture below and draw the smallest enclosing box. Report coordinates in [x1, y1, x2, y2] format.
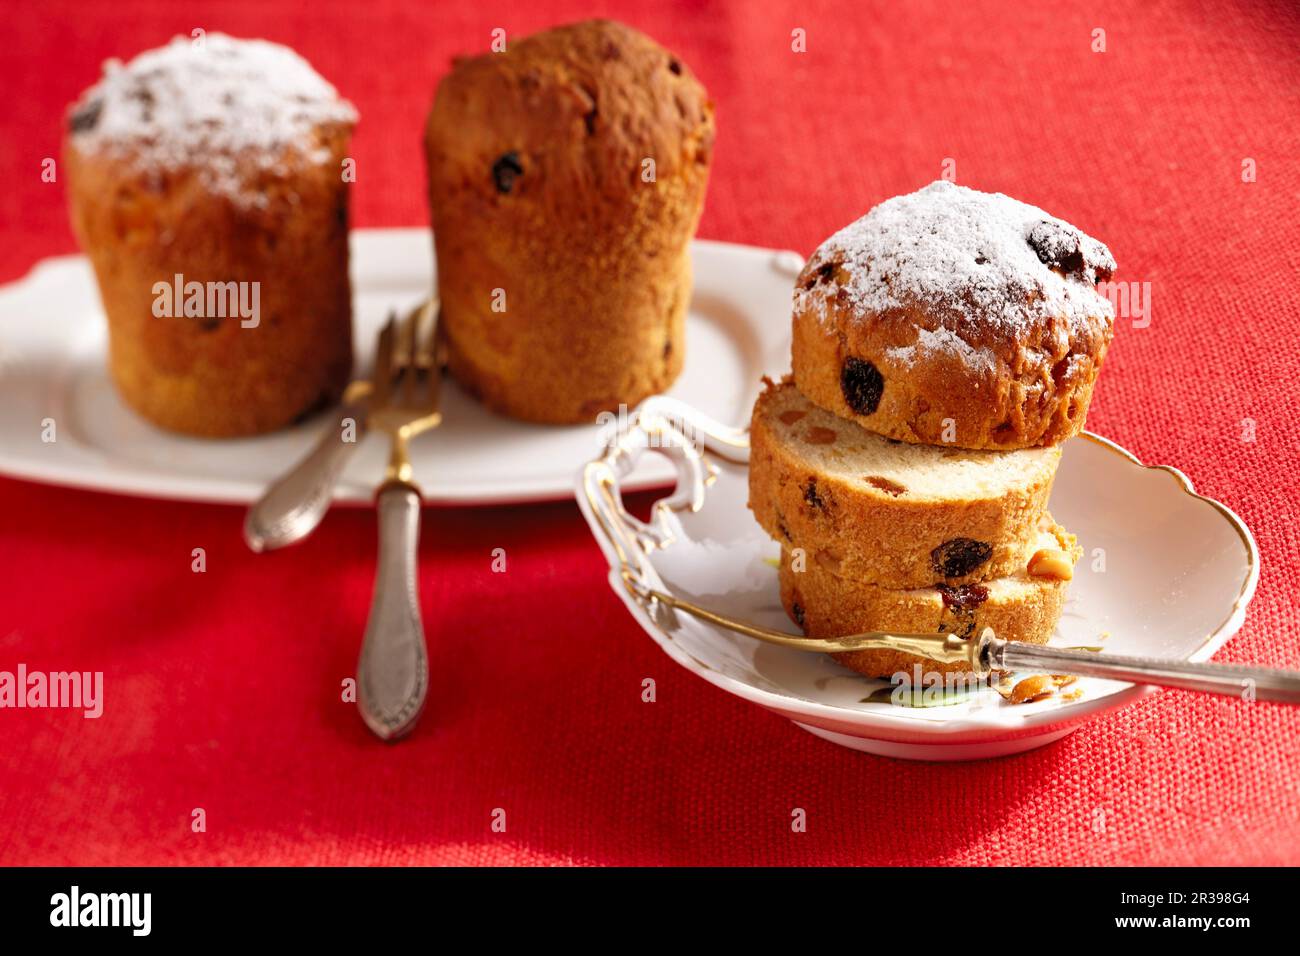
[356, 302, 443, 740]
[242, 297, 438, 553]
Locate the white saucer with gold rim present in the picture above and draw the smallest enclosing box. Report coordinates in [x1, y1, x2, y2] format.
[577, 399, 1258, 761]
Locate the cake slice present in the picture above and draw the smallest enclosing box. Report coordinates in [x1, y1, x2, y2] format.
[778, 522, 1081, 679]
[749, 378, 1061, 590]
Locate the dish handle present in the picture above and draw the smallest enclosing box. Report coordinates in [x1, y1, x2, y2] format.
[578, 396, 750, 596]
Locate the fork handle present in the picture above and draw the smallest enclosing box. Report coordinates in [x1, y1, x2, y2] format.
[995, 641, 1300, 704]
[357, 483, 429, 740]
[243, 402, 367, 552]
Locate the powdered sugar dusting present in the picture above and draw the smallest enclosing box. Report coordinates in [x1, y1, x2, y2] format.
[885, 325, 996, 374]
[68, 34, 356, 204]
[796, 181, 1116, 335]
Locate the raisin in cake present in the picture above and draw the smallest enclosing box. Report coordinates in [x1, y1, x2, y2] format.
[749, 378, 1060, 590]
[780, 522, 1081, 678]
[64, 34, 357, 437]
[424, 19, 715, 424]
[792, 180, 1116, 450]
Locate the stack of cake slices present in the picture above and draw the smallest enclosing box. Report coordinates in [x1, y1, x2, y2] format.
[748, 181, 1117, 679]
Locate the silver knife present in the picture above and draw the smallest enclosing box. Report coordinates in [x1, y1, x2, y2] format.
[243, 382, 370, 552]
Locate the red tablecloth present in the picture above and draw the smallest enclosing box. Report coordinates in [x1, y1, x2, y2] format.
[1, 0, 1297, 866]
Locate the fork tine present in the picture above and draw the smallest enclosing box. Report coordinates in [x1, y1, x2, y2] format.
[415, 298, 440, 369]
[398, 303, 422, 403]
[372, 314, 397, 405]
[417, 301, 445, 414]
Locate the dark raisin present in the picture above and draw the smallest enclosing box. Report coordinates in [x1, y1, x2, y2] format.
[491, 152, 524, 194]
[840, 357, 884, 415]
[803, 478, 824, 510]
[931, 538, 993, 578]
[1085, 238, 1117, 283]
[791, 601, 806, 629]
[1027, 220, 1115, 284]
[935, 583, 989, 612]
[801, 259, 839, 291]
[1027, 220, 1084, 275]
[69, 98, 103, 133]
[865, 475, 906, 496]
[667, 58, 682, 75]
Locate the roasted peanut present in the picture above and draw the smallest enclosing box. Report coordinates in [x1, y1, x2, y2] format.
[1027, 548, 1074, 580]
[1009, 674, 1057, 704]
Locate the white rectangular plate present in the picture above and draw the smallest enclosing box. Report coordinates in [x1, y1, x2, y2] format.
[0, 229, 800, 505]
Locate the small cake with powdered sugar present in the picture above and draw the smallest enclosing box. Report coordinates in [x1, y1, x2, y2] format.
[65, 34, 357, 437]
[748, 182, 1117, 680]
[791, 180, 1117, 450]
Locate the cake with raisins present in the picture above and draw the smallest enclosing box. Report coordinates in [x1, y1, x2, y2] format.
[749, 183, 1119, 676]
[779, 522, 1081, 678]
[424, 19, 714, 423]
[64, 34, 357, 437]
[749, 378, 1060, 590]
[791, 180, 1116, 450]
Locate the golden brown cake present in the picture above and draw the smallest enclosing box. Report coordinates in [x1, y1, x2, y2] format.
[64, 34, 357, 437]
[424, 19, 715, 424]
[791, 180, 1116, 450]
[780, 522, 1081, 678]
[749, 378, 1060, 589]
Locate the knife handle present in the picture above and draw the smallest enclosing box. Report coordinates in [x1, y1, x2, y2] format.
[356, 482, 428, 740]
[243, 401, 367, 552]
[996, 641, 1300, 704]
